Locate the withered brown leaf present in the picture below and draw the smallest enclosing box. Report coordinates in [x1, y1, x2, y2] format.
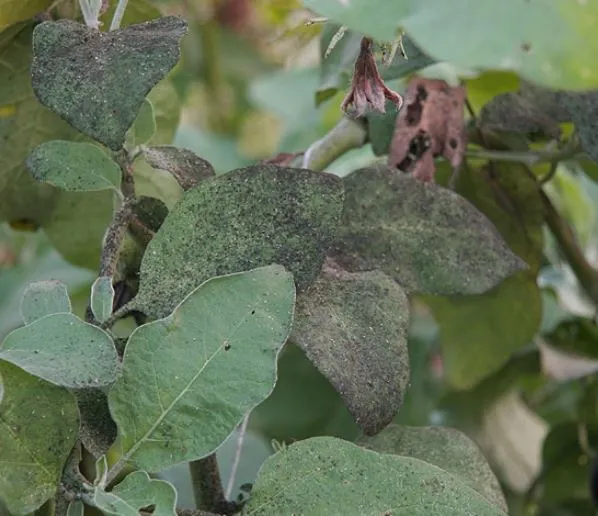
[388, 78, 466, 182]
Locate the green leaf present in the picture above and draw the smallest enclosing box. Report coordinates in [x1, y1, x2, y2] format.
[91, 276, 115, 323]
[76, 388, 116, 459]
[66, 501, 84, 516]
[0, 361, 79, 515]
[358, 424, 507, 511]
[425, 162, 544, 388]
[244, 436, 508, 515]
[304, 0, 598, 90]
[292, 269, 409, 435]
[94, 471, 176, 516]
[128, 98, 156, 147]
[331, 166, 526, 296]
[20, 279, 71, 324]
[133, 165, 343, 318]
[27, 140, 121, 192]
[0, 313, 119, 388]
[31, 17, 187, 150]
[142, 145, 215, 191]
[108, 265, 295, 472]
[0, 0, 51, 31]
[561, 92, 598, 161]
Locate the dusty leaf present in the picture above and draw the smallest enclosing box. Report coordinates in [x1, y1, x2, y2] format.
[20, 279, 71, 324]
[244, 436, 507, 515]
[141, 145, 215, 191]
[331, 165, 526, 296]
[27, 140, 121, 192]
[0, 313, 119, 388]
[31, 17, 187, 150]
[0, 361, 79, 515]
[388, 78, 466, 182]
[292, 266, 409, 435]
[133, 165, 343, 318]
[358, 424, 507, 511]
[94, 471, 176, 516]
[108, 266, 295, 472]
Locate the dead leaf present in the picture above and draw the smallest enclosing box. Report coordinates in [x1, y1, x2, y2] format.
[388, 78, 466, 182]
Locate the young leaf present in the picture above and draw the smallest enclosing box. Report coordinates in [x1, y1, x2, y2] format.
[0, 313, 119, 388]
[358, 424, 508, 511]
[108, 265, 295, 472]
[128, 98, 157, 147]
[133, 164, 342, 318]
[31, 17, 187, 150]
[292, 267, 409, 435]
[27, 140, 121, 192]
[91, 276, 115, 323]
[20, 279, 71, 324]
[141, 145, 215, 191]
[331, 166, 526, 296]
[93, 471, 176, 516]
[244, 436, 508, 515]
[0, 361, 79, 515]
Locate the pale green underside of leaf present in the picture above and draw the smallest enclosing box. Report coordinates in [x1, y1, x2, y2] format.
[0, 313, 119, 388]
[20, 280, 71, 325]
[108, 265, 295, 472]
[244, 436, 507, 515]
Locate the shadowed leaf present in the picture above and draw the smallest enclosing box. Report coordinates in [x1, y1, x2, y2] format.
[133, 165, 343, 318]
[292, 267, 409, 435]
[128, 98, 156, 147]
[331, 165, 526, 296]
[0, 0, 51, 31]
[94, 471, 176, 516]
[27, 140, 121, 192]
[20, 280, 71, 324]
[358, 424, 508, 511]
[244, 436, 508, 515]
[0, 361, 79, 515]
[108, 266, 295, 472]
[0, 313, 119, 388]
[31, 17, 187, 150]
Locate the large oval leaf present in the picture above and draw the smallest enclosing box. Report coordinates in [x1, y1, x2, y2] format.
[133, 164, 343, 318]
[0, 361, 79, 515]
[358, 424, 507, 511]
[292, 267, 409, 435]
[244, 436, 508, 515]
[331, 166, 526, 296]
[108, 265, 295, 473]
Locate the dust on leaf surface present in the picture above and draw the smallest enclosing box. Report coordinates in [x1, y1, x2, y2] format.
[0, 361, 79, 516]
[134, 164, 343, 319]
[27, 140, 121, 192]
[331, 165, 526, 296]
[108, 266, 295, 472]
[358, 424, 507, 511]
[20, 280, 71, 325]
[243, 436, 508, 515]
[0, 313, 119, 388]
[31, 17, 187, 150]
[292, 265, 409, 435]
[93, 471, 176, 516]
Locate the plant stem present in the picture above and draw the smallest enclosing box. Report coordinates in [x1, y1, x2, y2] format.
[540, 188, 598, 306]
[301, 116, 367, 172]
[225, 414, 249, 499]
[109, 0, 129, 30]
[189, 455, 234, 514]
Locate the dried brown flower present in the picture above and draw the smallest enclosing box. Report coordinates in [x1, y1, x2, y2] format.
[341, 37, 403, 118]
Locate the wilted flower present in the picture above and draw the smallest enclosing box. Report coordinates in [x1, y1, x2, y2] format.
[341, 37, 403, 118]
